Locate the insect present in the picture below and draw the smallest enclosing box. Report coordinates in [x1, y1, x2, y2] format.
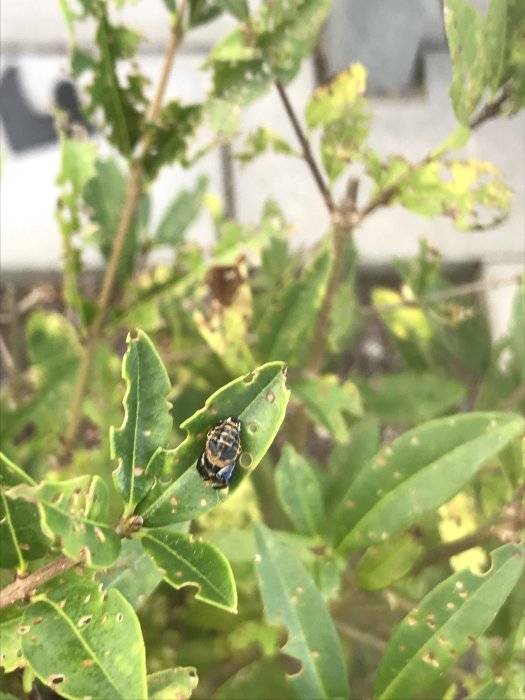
[197, 417, 242, 489]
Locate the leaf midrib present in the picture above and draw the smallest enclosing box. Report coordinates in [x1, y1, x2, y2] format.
[338, 419, 519, 550]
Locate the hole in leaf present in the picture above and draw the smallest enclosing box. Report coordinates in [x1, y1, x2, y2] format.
[239, 452, 253, 469]
[17, 625, 30, 635]
[279, 653, 303, 677]
[243, 371, 255, 384]
[116, 613, 124, 623]
[48, 674, 65, 685]
[78, 615, 92, 628]
[266, 391, 275, 403]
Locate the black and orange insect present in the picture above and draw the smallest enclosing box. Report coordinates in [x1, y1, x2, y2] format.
[196, 417, 242, 489]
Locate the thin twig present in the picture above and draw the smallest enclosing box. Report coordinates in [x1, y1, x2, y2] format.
[0, 556, 78, 610]
[275, 80, 335, 215]
[63, 2, 188, 451]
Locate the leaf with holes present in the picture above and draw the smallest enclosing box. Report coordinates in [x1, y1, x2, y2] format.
[306, 63, 371, 181]
[375, 544, 524, 700]
[0, 605, 26, 672]
[97, 538, 163, 609]
[275, 444, 324, 537]
[235, 127, 299, 165]
[444, 0, 486, 124]
[292, 375, 363, 443]
[147, 667, 199, 699]
[137, 362, 289, 526]
[142, 530, 237, 612]
[21, 578, 147, 700]
[254, 523, 349, 700]
[111, 330, 173, 515]
[210, 0, 333, 104]
[7, 475, 120, 568]
[335, 412, 524, 553]
[0, 453, 50, 570]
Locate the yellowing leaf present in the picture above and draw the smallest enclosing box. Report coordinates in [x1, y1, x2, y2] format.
[306, 64, 367, 128]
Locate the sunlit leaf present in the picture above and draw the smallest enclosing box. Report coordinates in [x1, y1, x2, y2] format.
[375, 544, 524, 700]
[22, 578, 147, 700]
[335, 412, 524, 553]
[254, 523, 349, 700]
[444, 0, 486, 124]
[138, 362, 289, 526]
[142, 529, 237, 612]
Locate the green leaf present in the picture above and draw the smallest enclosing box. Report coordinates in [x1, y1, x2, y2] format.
[0, 606, 26, 672]
[235, 127, 298, 165]
[8, 476, 121, 568]
[275, 444, 324, 537]
[356, 531, 424, 590]
[358, 372, 466, 425]
[292, 375, 363, 443]
[83, 6, 146, 155]
[154, 176, 208, 246]
[216, 0, 248, 20]
[444, 0, 486, 124]
[97, 538, 163, 609]
[324, 418, 380, 509]
[335, 412, 524, 553]
[111, 330, 173, 514]
[0, 453, 50, 570]
[466, 679, 511, 700]
[147, 667, 199, 700]
[142, 102, 202, 181]
[138, 362, 290, 526]
[83, 158, 149, 281]
[258, 248, 332, 367]
[22, 579, 147, 700]
[139, 364, 289, 524]
[485, 0, 508, 91]
[210, 0, 332, 105]
[306, 63, 371, 181]
[254, 523, 349, 700]
[375, 544, 525, 700]
[214, 658, 290, 699]
[142, 529, 237, 612]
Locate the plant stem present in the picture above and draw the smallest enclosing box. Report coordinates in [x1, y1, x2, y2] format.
[275, 80, 335, 215]
[0, 556, 78, 610]
[63, 3, 187, 451]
